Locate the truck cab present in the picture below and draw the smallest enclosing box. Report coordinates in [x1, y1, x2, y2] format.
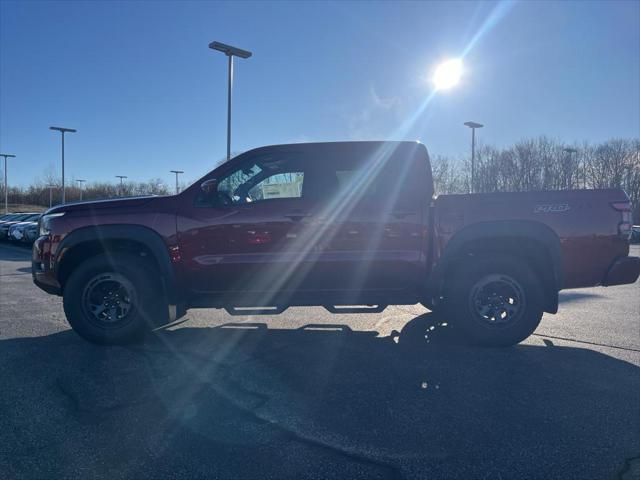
[175, 141, 432, 310]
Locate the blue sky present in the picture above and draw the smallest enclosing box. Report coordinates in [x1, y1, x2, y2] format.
[1, 0, 638, 187]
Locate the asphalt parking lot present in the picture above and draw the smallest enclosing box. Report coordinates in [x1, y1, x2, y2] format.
[0, 242, 638, 480]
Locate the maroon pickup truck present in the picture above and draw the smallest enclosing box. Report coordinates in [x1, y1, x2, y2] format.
[32, 141, 640, 346]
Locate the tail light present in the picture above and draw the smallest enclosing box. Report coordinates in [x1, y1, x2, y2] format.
[611, 201, 632, 239]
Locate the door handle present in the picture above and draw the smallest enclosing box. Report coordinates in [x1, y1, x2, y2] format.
[284, 212, 312, 221]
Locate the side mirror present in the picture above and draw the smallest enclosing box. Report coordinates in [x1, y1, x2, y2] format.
[200, 178, 219, 195]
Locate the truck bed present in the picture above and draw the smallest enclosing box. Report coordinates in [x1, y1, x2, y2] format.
[433, 189, 632, 288]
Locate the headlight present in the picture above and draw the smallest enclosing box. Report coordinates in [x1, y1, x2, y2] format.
[39, 212, 65, 236]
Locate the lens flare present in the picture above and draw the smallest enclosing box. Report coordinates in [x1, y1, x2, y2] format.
[432, 59, 463, 91]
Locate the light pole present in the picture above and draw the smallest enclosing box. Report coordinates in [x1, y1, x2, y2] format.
[464, 121, 483, 193]
[115, 175, 127, 197]
[76, 179, 86, 201]
[209, 41, 252, 161]
[170, 170, 184, 195]
[49, 126, 76, 204]
[562, 148, 578, 189]
[46, 184, 56, 208]
[1, 153, 16, 215]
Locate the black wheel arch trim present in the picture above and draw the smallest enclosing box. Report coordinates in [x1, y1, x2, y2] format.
[55, 224, 179, 306]
[428, 220, 563, 313]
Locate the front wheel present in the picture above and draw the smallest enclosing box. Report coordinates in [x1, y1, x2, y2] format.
[444, 256, 544, 347]
[63, 253, 167, 345]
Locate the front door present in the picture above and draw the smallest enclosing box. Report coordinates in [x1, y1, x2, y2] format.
[178, 154, 317, 306]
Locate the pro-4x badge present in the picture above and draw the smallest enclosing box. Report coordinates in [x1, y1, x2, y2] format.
[534, 204, 571, 213]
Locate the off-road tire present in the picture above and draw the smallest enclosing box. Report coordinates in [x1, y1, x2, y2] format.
[63, 253, 167, 345]
[445, 255, 544, 347]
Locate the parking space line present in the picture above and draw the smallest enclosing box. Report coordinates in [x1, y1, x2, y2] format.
[533, 333, 640, 353]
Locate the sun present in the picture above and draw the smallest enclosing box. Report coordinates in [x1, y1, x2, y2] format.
[432, 59, 463, 91]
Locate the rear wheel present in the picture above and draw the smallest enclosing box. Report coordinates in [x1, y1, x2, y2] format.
[63, 253, 167, 345]
[445, 255, 544, 347]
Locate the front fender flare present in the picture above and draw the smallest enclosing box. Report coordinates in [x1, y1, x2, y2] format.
[55, 224, 179, 308]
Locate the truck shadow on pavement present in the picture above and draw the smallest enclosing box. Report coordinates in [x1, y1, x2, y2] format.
[1, 313, 638, 479]
[0, 245, 32, 264]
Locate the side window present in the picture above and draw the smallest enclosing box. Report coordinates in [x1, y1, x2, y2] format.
[248, 172, 304, 202]
[326, 152, 427, 210]
[218, 163, 263, 202]
[195, 155, 306, 207]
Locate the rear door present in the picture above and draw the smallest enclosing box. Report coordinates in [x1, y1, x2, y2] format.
[304, 142, 431, 298]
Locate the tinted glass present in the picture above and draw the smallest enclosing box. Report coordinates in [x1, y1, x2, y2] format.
[218, 163, 263, 202]
[198, 153, 307, 207]
[307, 148, 429, 211]
[247, 172, 304, 201]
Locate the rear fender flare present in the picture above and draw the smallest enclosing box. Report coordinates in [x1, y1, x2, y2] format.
[430, 220, 563, 313]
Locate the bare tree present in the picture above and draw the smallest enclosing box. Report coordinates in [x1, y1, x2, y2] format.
[4, 139, 639, 221]
[431, 155, 465, 195]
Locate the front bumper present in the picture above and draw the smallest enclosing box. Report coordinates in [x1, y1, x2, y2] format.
[32, 236, 62, 296]
[602, 256, 640, 286]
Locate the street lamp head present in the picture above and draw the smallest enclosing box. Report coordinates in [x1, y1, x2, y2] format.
[563, 148, 578, 154]
[0, 153, 16, 158]
[170, 170, 184, 174]
[464, 121, 484, 129]
[116, 175, 128, 179]
[209, 41, 252, 59]
[49, 126, 77, 133]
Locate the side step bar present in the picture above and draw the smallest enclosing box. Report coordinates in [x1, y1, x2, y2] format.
[323, 305, 387, 314]
[225, 306, 288, 316]
[223, 305, 388, 315]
